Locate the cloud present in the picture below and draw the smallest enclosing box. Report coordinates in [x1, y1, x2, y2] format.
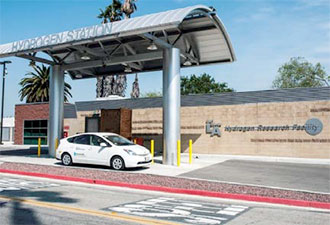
[234, 6, 275, 23]
[314, 46, 330, 54]
[294, 0, 330, 10]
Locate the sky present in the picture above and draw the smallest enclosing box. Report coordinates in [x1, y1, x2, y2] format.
[0, 0, 329, 117]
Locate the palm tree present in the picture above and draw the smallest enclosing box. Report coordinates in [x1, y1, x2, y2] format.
[96, 0, 124, 98]
[122, 0, 137, 19]
[97, 9, 109, 24]
[96, 0, 140, 98]
[97, 0, 122, 23]
[19, 64, 72, 103]
[130, 73, 140, 98]
[122, 0, 139, 98]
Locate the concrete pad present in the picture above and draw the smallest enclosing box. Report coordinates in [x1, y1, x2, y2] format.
[0, 156, 59, 167]
[180, 160, 330, 193]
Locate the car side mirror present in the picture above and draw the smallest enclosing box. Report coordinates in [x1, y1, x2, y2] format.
[100, 143, 107, 147]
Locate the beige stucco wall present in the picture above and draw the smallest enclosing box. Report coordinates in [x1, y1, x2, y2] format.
[64, 100, 330, 159]
[132, 100, 330, 159]
[64, 110, 100, 136]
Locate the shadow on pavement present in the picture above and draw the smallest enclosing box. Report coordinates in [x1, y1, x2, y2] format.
[2, 188, 78, 225]
[11, 201, 41, 225]
[54, 161, 150, 172]
[4, 190, 78, 204]
[0, 147, 48, 157]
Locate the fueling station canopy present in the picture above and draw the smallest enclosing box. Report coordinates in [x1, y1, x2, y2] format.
[0, 5, 235, 78]
[0, 5, 235, 165]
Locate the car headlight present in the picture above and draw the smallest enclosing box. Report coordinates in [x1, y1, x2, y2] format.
[123, 149, 137, 156]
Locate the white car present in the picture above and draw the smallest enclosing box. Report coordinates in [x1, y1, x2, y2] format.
[56, 132, 151, 170]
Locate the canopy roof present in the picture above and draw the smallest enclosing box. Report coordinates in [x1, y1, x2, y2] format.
[0, 5, 235, 79]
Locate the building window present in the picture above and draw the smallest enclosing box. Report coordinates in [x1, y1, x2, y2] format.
[1, 127, 10, 141]
[85, 116, 100, 132]
[11, 127, 14, 142]
[23, 120, 47, 145]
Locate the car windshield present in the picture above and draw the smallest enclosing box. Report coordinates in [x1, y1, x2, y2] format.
[103, 135, 134, 146]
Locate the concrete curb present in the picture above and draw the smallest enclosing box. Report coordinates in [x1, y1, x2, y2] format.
[0, 168, 329, 210]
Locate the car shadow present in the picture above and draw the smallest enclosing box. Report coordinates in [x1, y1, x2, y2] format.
[54, 161, 151, 172]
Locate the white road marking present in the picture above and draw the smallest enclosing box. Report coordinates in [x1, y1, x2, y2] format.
[216, 210, 238, 216]
[175, 206, 193, 210]
[182, 203, 203, 207]
[224, 207, 245, 212]
[185, 217, 222, 224]
[0, 177, 60, 192]
[109, 197, 249, 224]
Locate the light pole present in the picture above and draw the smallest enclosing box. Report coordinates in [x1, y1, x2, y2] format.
[0, 61, 11, 144]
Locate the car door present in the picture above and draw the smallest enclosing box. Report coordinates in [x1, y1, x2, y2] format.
[88, 135, 112, 165]
[72, 134, 92, 164]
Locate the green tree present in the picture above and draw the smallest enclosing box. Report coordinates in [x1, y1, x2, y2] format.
[97, 0, 122, 23]
[181, 73, 234, 95]
[141, 91, 162, 98]
[272, 57, 329, 88]
[19, 64, 72, 103]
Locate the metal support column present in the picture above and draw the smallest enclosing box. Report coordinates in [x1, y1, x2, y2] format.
[162, 47, 181, 165]
[48, 65, 64, 157]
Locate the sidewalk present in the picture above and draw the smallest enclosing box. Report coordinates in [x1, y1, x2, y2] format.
[0, 146, 329, 209]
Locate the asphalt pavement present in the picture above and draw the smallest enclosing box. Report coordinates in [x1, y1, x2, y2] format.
[1, 146, 330, 194]
[180, 160, 330, 193]
[0, 202, 138, 225]
[0, 174, 329, 225]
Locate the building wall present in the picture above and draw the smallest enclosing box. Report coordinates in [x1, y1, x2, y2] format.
[15, 103, 49, 145]
[2, 117, 15, 144]
[53, 100, 330, 159]
[130, 100, 330, 159]
[64, 110, 100, 136]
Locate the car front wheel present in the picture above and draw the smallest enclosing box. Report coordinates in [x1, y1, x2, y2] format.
[62, 153, 72, 166]
[111, 156, 125, 170]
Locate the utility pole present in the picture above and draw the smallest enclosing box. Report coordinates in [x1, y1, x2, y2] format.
[0, 61, 11, 144]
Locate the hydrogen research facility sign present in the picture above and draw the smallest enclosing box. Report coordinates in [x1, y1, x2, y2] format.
[206, 118, 323, 137]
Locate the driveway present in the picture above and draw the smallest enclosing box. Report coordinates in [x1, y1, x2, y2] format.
[179, 160, 330, 193]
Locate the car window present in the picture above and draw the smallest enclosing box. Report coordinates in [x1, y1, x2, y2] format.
[104, 135, 134, 146]
[73, 135, 90, 145]
[90, 135, 110, 147]
[67, 137, 75, 143]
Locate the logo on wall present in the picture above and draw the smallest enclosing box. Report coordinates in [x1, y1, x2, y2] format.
[207, 118, 324, 137]
[206, 120, 221, 137]
[305, 118, 323, 136]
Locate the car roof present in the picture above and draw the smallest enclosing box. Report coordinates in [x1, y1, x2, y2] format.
[69, 132, 119, 137]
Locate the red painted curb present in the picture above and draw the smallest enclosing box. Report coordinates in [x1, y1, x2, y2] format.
[0, 168, 329, 210]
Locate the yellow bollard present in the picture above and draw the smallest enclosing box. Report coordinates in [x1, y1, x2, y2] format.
[38, 138, 41, 157]
[151, 139, 154, 164]
[55, 138, 59, 157]
[177, 140, 181, 167]
[189, 139, 192, 164]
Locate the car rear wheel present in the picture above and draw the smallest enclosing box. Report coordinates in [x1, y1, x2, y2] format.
[62, 153, 72, 166]
[111, 156, 125, 170]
